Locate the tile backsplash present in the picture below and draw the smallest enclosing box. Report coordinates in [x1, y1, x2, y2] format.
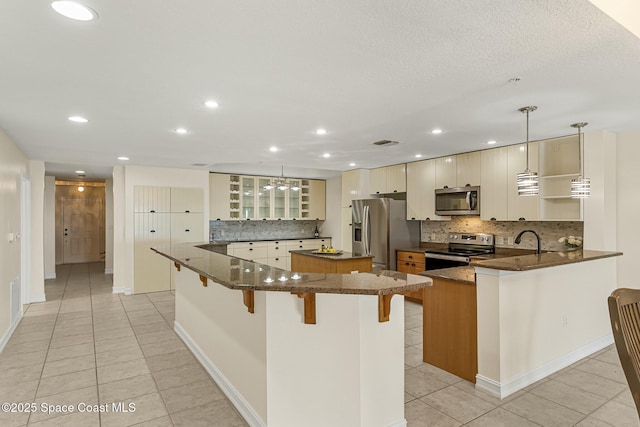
[210, 220, 323, 241]
[420, 217, 584, 252]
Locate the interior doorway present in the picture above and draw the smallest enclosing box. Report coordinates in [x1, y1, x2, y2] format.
[55, 181, 106, 265]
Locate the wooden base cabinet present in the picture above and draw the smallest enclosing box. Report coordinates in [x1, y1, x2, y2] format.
[423, 277, 477, 383]
[397, 250, 425, 303]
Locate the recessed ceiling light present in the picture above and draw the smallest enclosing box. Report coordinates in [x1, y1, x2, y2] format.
[51, 1, 97, 21]
[68, 116, 88, 123]
[349, 162, 356, 167]
[431, 129, 443, 135]
[75, 170, 85, 174]
[323, 153, 330, 158]
[175, 128, 188, 134]
[414, 154, 423, 158]
[269, 146, 278, 152]
[316, 128, 327, 135]
[204, 100, 219, 108]
[117, 156, 129, 161]
[487, 140, 497, 145]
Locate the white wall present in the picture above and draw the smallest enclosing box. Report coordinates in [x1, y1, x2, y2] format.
[0, 128, 28, 350]
[105, 178, 114, 274]
[43, 176, 56, 279]
[616, 129, 640, 289]
[28, 161, 45, 302]
[112, 165, 210, 294]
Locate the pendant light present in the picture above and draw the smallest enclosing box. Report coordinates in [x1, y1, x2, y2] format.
[264, 166, 300, 191]
[570, 122, 590, 198]
[517, 106, 539, 196]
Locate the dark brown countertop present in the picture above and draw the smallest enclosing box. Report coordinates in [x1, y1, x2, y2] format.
[419, 266, 476, 285]
[471, 249, 622, 271]
[209, 237, 332, 244]
[290, 250, 374, 260]
[152, 243, 431, 296]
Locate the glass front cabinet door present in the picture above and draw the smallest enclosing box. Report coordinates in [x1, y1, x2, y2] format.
[241, 177, 256, 219]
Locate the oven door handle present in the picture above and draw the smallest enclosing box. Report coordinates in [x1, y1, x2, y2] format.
[424, 253, 470, 263]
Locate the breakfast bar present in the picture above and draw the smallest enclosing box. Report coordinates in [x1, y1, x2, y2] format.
[152, 243, 431, 427]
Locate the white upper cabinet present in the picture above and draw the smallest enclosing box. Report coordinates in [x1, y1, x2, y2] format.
[480, 147, 508, 221]
[386, 164, 407, 193]
[369, 167, 386, 195]
[209, 173, 239, 221]
[407, 159, 450, 221]
[507, 142, 539, 221]
[306, 180, 326, 220]
[455, 151, 481, 187]
[369, 164, 406, 194]
[341, 169, 370, 207]
[435, 156, 457, 189]
[134, 186, 170, 213]
[171, 187, 203, 213]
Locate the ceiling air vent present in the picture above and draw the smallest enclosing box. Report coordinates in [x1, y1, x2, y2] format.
[191, 163, 208, 167]
[372, 140, 399, 147]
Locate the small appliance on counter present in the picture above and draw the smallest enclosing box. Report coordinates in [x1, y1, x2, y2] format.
[424, 232, 494, 270]
[351, 198, 420, 270]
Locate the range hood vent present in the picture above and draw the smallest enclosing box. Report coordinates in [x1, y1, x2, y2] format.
[372, 140, 399, 147]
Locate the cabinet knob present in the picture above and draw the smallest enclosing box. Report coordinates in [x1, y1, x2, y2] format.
[405, 262, 410, 266]
[185, 210, 190, 213]
[443, 186, 448, 189]
[426, 217, 430, 220]
[491, 217, 497, 221]
[292, 218, 296, 221]
[185, 229, 190, 232]
[519, 217, 526, 221]
[249, 242, 253, 245]
[465, 184, 471, 187]
[376, 191, 380, 194]
[411, 217, 416, 220]
[275, 258, 279, 261]
[393, 190, 397, 193]
[349, 204, 352, 207]
[150, 230, 156, 233]
[150, 210, 156, 213]
[408, 255, 413, 259]
[263, 218, 267, 221]
[411, 263, 416, 267]
[249, 248, 253, 251]
[275, 247, 279, 250]
[216, 218, 221, 221]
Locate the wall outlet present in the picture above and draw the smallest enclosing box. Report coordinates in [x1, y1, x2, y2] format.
[496, 236, 504, 245]
[562, 314, 568, 327]
[506, 236, 514, 246]
[430, 233, 436, 241]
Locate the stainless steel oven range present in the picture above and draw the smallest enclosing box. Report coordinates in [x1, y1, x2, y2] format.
[424, 232, 494, 270]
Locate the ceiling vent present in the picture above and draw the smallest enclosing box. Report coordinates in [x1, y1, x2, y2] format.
[191, 163, 208, 167]
[372, 140, 399, 147]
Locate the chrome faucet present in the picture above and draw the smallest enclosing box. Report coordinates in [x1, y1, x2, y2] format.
[514, 229, 541, 254]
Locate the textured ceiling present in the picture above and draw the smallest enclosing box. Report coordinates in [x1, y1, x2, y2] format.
[1, 0, 639, 180]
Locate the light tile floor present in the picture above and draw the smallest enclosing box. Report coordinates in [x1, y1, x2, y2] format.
[0, 262, 637, 426]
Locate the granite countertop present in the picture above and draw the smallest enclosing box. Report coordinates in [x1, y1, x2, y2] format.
[152, 243, 431, 296]
[419, 266, 475, 285]
[471, 249, 622, 271]
[209, 236, 332, 244]
[290, 249, 374, 260]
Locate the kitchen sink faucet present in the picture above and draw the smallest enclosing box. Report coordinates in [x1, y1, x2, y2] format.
[514, 229, 541, 254]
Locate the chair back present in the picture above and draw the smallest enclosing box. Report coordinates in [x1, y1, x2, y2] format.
[608, 288, 640, 418]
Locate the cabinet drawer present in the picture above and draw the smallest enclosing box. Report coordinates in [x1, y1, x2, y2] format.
[268, 256, 288, 270]
[231, 246, 269, 260]
[268, 244, 289, 257]
[228, 241, 268, 250]
[397, 251, 424, 263]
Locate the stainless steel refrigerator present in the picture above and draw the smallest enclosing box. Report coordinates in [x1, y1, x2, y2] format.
[352, 198, 420, 270]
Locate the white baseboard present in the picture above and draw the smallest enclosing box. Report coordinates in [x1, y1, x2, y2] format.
[112, 286, 132, 295]
[44, 273, 56, 280]
[0, 312, 22, 354]
[174, 321, 266, 427]
[104, 268, 113, 274]
[29, 293, 46, 303]
[388, 419, 408, 427]
[476, 334, 614, 399]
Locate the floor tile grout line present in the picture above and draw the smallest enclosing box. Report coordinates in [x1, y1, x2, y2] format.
[27, 263, 71, 426]
[121, 292, 173, 422]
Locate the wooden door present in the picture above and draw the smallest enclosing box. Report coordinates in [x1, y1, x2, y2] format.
[62, 198, 102, 264]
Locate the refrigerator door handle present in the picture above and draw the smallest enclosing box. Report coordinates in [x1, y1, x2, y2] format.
[363, 205, 370, 255]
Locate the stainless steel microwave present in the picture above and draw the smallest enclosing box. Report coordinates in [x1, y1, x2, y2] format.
[435, 186, 480, 215]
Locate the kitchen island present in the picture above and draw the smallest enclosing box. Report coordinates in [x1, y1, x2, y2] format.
[421, 249, 622, 399]
[290, 249, 374, 274]
[152, 243, 431, 427]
